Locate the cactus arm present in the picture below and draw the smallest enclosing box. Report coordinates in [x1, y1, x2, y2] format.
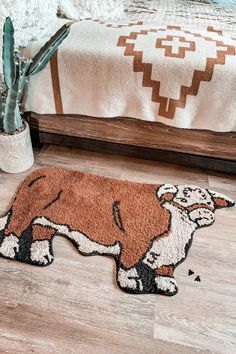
[27, 23, 70, 76]
[2, 59, 31, 133]
[3, 17, 16, 89]
[3, 85, 22, 134]
[0, 93, 3, 131]
[3, 62, 23, 134]
[18, 59, 32, 102]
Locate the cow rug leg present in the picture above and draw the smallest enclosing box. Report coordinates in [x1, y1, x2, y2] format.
[117, 267, 144, 293]
[155, 275, 178, 296]
[0, 221, 55, 266]
[0, 212, 19, 260]
[154, 266, 178, 296]
[26, 224, 54, 265]
[30, 240, 54, 266]
[117, 264, 178, 295]
[0, 234, 19, 259]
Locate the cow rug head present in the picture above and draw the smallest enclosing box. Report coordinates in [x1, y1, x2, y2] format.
[0, 167, 234, 296]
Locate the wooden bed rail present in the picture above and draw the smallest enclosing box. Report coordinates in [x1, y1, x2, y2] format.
[26, 112, 236, 173]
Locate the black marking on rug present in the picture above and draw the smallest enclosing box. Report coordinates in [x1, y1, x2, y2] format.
[0, 230, 4, 248]
[28, 175, 46, 187]
[136, 262, 156, 293]
[0, 210, 12, 249]
[16, 224, 33, 263]
[145, 251, 160, 266]
[13, 223, 55, 266]
[174, 234, 194, 270]
[113, 201, 125, 233]
[188, 269, 194, 276]
[194, 275, 201, 282]
[43, 190, 63, 210]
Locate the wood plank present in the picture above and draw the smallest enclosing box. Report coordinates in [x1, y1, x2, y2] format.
[27, 112, 236, 161]
[32, 131, 236, 174]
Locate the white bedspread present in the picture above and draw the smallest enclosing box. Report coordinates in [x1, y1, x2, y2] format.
[23, 0, 236, 132]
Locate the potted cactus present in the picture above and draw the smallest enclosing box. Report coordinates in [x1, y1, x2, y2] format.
[0, 17, 70, 173]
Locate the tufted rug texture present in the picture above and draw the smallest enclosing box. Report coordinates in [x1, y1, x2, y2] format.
[0, 167, 234, 296]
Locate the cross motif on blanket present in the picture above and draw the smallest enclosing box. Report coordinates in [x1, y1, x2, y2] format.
[117, 26, 235, 119]
[156, 35, 195, 59]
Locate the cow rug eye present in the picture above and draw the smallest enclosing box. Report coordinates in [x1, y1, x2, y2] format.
[0, 167, 234, 296]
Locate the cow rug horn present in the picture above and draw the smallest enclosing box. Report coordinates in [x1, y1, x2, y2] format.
[0, 167, 234, 296]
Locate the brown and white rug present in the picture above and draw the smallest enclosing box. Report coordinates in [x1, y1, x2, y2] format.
[0, 167, 234, 296]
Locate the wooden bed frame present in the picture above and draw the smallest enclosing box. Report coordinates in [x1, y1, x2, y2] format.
[27, 112, 236, 174]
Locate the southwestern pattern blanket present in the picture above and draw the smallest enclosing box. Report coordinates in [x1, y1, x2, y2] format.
[24, 1, 236, 132]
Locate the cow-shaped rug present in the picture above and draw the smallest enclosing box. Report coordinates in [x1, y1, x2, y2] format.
[0, 167, 234, 296]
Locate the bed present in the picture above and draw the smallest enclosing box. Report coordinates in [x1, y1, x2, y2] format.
[23, 0, 236, 172]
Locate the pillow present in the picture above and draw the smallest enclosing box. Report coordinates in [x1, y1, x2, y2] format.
[59, 0, 125, 21]
[190, 0, 212, 2]
[213, 0, 236, 4]
[0, 0, 59, 47]
[192, 0, 236, 3]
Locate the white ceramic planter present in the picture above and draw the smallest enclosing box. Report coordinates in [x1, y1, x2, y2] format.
[0, 122, 34, 173]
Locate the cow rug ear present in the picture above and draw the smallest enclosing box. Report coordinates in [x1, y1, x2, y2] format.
[209, 190, 235, 209]
[157, 184, 177, 202]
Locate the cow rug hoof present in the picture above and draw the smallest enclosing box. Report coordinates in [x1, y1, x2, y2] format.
[30, 240, 54, 266]
[0, 234, 19, 259]
[117, 267, 145, 293]
[155, 276, 178, 296]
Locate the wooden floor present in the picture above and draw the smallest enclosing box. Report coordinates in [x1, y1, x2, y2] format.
[0, 145, 236, 354]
